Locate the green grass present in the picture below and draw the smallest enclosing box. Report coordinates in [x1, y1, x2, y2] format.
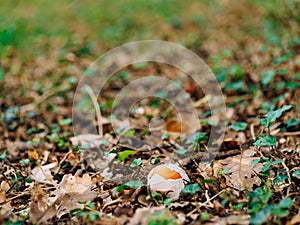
[1, 0, 299, 56]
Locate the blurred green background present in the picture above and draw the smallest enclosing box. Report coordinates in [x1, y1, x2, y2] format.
[1, 0, 299, 54]
[0, 0, 299, 104]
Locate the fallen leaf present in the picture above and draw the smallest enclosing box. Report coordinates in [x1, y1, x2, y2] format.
[30, 173, 97, 223]
[219, 149, 263, 191]
[30, 162, 58, 185]
[288, 209, 300, 225]
[0, 191, 6, 204]
[206, 214, 250, 225]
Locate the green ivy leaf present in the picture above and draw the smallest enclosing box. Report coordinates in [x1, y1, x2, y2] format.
[273, 174, 288, 184]
[112, 184, 125, 196]
[186, 132, 208, 144]
[118, 150, 136, 162]
[292, 170, 300, 179]
[271, 159, 283, 165]
[182, 183, 201, 194]
[20, 158, 30, 165]
[278, 198, 293, 208]
[229, 122, 247, 131]
[253, 135, 276, 147]
[250, 205, 272, 225]
[161, 133, 170, 140]
[285, 118, 299, 128]
[261, 70, 275, 86]
[130, 158, 142, 167]
[59, 118, 72, 126]
[260, 105, 293, 128]
[151, 158, 160, 165]
[175, 148, 188, 155]
[124, 180, 143, 189]
[125, 129, 135, 137]
[164, 198, 172, 207]
[0, 151, 7, 160]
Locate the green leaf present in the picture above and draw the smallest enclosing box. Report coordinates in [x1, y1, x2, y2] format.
[254, 135, 276, 147]
[186, 132, 208, 145]
[124, 180, 143, 189]
[225, 80, 244, 91]
[20, 158, 30, 165]
[218, 168, 229, 175]
[271, 206, 289, 218]
[292, 170, 300, 179]
[200, 212, 210, 221]
[278, 198, 293, 208]
[250, 205, 272, 225]
[175, 148, 188, 155]
[229, 122, 247, 131]
[125, 129, 135, 137]
[112, 184, 125, 196]
[260, 118, 271, 129]
[0, 151, 7, 160]
[89, 213, 100, 221]
[161, 133, 170, 140]
[182, 183, 201, 194]
[164, 198, 172, 207]
[261, 105, 293, 128]
[285, 118, 299, 128]
[151, 158, 160, 165]
[261, 70, 275, 86]
[0, 68, 5, 81]
[130, 158, 142, 167]
[271, 159, 283, 165]
[59, 118, 72, 126]
[273, 174, 288, 184]
[117, 150, 136, 162]
[261, 160, 271, 173]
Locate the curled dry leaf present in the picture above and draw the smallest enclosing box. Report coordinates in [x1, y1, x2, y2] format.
[30, 162, 58, 186]
[219, 149, 263, 191]
[0, 181, 10, 203]
[30, 173, 97, 223]
[147, 163, 190, 199]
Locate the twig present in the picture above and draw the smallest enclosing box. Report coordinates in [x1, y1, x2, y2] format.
[54, 150, 72, 175]
[250, 123, 256, 140]
[102, 198, 125, 210]
[5, 191, 31, 203]
[273, 131, 300, 136]
[83, 85, 103, 138]
[187, 189, 225, 217]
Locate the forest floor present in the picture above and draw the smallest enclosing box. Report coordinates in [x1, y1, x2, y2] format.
[0, 1, 300, 224]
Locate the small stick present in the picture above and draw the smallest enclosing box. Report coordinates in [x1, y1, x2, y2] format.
[83, 85, 103, 138]
[187, 189, 225, 217]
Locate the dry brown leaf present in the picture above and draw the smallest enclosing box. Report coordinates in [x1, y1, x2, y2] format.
[30, 187, 56, 223]
[287, 209, 300, 225]
[0, 191, 6, 204]
[219, 149, 263, 191]
[206, 214, 250, 225]
[30, 162, 58, 186]
[30, 173, 97, 223]
[0, 202, 13, 216]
